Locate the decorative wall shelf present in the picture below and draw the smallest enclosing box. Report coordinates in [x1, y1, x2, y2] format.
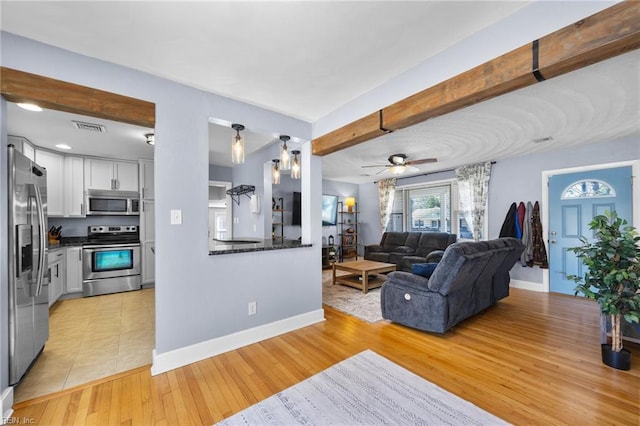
[226, 184, 255, 205]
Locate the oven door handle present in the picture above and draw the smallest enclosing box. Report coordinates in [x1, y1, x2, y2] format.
[83, 243, 141, 249]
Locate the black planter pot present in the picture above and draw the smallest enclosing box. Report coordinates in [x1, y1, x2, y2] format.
[601, 344, 631, 370]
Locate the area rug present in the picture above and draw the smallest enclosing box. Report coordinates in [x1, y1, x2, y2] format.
[217, 349, 509, 425]
[322, 270, 384, 323]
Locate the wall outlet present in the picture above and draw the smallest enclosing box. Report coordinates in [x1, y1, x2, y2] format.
[248, 301, 257, 316]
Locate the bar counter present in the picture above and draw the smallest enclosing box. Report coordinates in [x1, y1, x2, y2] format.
[209, 238, 312, 255]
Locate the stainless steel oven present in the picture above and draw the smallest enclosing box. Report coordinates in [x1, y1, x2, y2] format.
[82, 225, 141, 297]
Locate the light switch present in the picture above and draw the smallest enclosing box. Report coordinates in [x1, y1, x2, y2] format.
[170, 209, 182, 225]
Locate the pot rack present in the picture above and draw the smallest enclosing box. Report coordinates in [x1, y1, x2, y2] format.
[226, 184, 255, 205]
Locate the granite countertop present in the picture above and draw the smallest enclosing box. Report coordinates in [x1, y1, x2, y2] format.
[209, 238, 312, 255]
[49, 237, 89, 249]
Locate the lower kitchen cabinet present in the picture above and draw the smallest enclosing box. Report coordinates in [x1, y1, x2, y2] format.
[142, 241, 155, 285]
[48, 249, 65, 307]
[65, 246, 83, 294]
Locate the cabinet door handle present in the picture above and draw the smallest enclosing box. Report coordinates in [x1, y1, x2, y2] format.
[80, 203, 84, 216]
[79, 249, 82, 261]
[55, 264, 59, 278]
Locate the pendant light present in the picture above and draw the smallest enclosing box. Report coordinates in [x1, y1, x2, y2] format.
[231, 123, 245, 164]
[291, 150, 301, 179]
[279, 135, 291, 171]
[272, 159, 281, 184]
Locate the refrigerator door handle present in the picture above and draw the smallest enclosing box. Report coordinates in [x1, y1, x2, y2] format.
[33, 183, 47, 297]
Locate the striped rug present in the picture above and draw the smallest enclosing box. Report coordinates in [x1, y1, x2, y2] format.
[217, 350, 509, 425]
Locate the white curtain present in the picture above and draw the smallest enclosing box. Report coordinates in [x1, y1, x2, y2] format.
[377, 178, 396, 231]
[455, 162, 492, 241]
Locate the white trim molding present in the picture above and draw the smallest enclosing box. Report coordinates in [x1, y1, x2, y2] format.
[151, 309, 325, 376]
[1, 386, 14, 421]
[541, 160, 640, 293]
[510, 279, 546, 292]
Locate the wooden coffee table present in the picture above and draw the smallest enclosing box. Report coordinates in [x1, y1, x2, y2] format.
[333, 260, 396, 294]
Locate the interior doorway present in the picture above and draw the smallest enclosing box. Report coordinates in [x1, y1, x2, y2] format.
[209, 181, 232, 249]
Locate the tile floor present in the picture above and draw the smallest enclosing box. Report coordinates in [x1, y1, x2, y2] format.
[15, 288, 155, 402]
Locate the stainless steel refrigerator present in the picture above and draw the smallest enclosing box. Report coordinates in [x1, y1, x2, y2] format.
[7, 145, 49, 385]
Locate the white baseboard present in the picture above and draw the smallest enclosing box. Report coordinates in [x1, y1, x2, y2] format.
[151, 309, 325, 376]
[510, 279, 545, 292]
[1, 386, 14, 420]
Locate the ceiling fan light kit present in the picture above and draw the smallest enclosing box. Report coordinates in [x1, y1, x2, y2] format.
[362, 153, 437, 175]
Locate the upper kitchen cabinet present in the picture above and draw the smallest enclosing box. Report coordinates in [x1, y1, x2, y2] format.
[8, 135, 35, 161]
[64, 156, 85, 217]
[35, 149, 64, 216]
[85, 158, 139, 191]
[139, 159, 154, 199]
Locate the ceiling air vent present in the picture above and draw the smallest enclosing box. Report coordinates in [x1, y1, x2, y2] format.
[532, 136, 553, 144]
[72, 120, 106, 133]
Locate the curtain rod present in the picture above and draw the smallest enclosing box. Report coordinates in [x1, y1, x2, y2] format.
[373, 161, 496, 184]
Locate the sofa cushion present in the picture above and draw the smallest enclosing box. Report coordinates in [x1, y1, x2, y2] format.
[366, 252, 391, 263]
[415, 232, 457, 257]
[411, 263, 438, 278]
[380, 232, 410, 252]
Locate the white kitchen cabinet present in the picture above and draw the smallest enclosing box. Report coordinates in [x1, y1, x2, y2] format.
[8, 135, 35, 160]
[141, 200, 155, 285]
[64, 156, 85, 217]
[85, 158, 138, 191]
[139, 159, 154, 200]
[142, 241, 155, 285]
[35, 149, 65, 216]
[48, 249, 65, 307]
[65, 246, 83, 294]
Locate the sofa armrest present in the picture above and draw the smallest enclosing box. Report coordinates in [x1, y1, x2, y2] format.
[425, 250, 445, 263]
[392, 246, 416, 254]
[365, 244, 383, 254]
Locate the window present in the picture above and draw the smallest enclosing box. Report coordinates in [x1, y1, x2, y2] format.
[561, 179, 615, 199]
[387, 183, 456, 235]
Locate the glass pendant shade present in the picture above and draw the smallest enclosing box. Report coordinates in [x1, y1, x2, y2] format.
[291, 150, 301, 179]
[231, 123, 245, 164]
[272, 159, 281, 184]
[279, 135, 291, 171]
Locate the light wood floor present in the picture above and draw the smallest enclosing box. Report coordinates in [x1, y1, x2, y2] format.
[12, 288, 639, 425]
[14, 288, 155, 402]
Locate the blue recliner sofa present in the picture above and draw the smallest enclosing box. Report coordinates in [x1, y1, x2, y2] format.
[380, 238, 524, 333]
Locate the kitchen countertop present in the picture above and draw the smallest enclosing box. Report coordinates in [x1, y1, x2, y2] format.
[49, 237, 89, 248]
[209, 238, 312, 255]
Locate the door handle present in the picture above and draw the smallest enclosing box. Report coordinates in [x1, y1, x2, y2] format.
[33, 183, 46, 296]
[550, 239, 557, 244]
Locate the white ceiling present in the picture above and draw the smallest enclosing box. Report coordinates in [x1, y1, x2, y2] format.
[2, 2, 639, 183]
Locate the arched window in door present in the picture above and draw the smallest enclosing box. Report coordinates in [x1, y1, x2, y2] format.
[560, 179, 616, 200]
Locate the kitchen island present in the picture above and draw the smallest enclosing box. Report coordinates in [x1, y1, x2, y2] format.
[209, 238, 311, 255]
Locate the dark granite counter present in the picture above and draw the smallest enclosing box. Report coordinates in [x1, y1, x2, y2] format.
[48, 236, 88, 249]
[209, 238, 312, 255]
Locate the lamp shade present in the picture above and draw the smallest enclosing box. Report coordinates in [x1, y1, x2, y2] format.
[231, 123, 245, 164]
[291, 150, 301, 179]
[272, 159, 280, 184]
[345, 197, 356, 212]
[279, 135, 291, 171]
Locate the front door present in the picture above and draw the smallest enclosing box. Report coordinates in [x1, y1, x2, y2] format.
[548, 166, 632, 295]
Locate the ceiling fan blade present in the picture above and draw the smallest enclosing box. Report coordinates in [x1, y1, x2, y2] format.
[406, 158, 437, 165]
[361, 164, 388, 168]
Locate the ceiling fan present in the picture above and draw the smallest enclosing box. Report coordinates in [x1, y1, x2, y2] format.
[361, 154, 437, 175]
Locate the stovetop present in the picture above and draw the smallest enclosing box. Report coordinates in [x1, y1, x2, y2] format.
[85, 225, 139, 245]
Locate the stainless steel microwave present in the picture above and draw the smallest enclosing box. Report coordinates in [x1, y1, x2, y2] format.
[86, 189, 140, 216]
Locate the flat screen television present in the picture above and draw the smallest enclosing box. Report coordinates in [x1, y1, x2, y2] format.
[292, 191, 302, 226]
[322, 194, 338, 226]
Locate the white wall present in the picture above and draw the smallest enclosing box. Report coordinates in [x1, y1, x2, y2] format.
[0, 32, 322, 389]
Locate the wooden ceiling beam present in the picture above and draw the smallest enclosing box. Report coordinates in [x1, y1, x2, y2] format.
[1, 67, 155, 128]
[312, 1, 640, 157]
[312, 111, 388, 156]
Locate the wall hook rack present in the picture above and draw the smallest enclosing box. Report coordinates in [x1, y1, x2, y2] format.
[226, 184, 255, 205]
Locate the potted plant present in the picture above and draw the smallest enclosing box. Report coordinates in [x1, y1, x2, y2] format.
[569, 210, 640, 370]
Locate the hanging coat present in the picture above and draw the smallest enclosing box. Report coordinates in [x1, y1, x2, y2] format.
[520, 201, 533, 266]
[499, 202, 518, 238]
[529, 201, 549, 268]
